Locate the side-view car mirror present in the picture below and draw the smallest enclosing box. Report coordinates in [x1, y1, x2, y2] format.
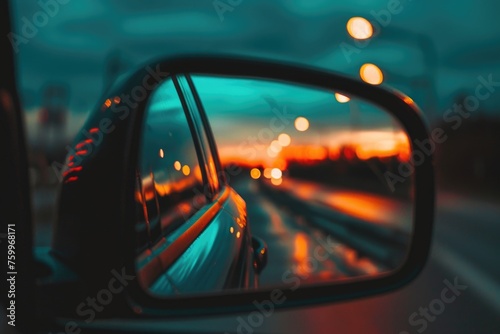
[50, 56, 434, 323]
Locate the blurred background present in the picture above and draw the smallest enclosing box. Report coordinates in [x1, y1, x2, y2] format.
[9, 0, 500, 332]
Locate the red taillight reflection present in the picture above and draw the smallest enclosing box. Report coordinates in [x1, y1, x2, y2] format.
[65, 176, 79, 184]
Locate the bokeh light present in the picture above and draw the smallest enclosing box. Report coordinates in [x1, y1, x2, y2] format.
[335, 93, 350, 103]
[346, 17, 373, 40]
[182, 165, 191, 176]
[267, 147, 278, 157]
[271, 168, 282, 179]
[270, 140, 282, 153]
[360, 63, 384, 85]
[295, 117, 310, 132]
[271, 177, 283, 186]
[173, 161, 181, 171]
[250, 168, 261, 179]
[263, 168, 272, 179]
[278, 133, 291, 146]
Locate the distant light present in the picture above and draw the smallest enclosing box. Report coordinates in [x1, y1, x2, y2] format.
[270, 140, 282, 153]
[250, 168, 261, 179]
[347, 17, 373, 40]
[278, 133, 291, 146]
[113, 96, 121, 104]
[182, 165, 191, 176]
[294, 117, 310, 132]
[104, 99, 112, 108]
[360, 63, 384, 85]
[271, 177, 283, 186]
[267, 147, 278, 158]
[263, 168, 272, 179]
[173, 161, 181, 171]
[65, 176, 79, 184]
[76, 149, 88, 156]
[230, 227, 234, 234]
[335, 93, 350, 103]
[159, 149, 164, 159]
[236, 231, 241, 238]
[271, 168, 282, 179]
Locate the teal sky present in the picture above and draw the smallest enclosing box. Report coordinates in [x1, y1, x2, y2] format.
[191, 75, 401, 151]
[10, 0, 500, 139]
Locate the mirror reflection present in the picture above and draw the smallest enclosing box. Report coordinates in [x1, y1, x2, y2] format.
[135, 75, 413, 297]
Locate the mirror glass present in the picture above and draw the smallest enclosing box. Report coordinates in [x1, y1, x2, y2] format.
[135, 74, 414, 297]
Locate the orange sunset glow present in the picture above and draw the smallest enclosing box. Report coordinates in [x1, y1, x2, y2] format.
[218, 129, 411, 171]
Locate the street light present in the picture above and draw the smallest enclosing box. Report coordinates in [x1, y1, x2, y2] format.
[294, 117, 310, 132]
[347, 17, 373, 40]
[360, 63, 384, 85]
[335, 93, 350, 103]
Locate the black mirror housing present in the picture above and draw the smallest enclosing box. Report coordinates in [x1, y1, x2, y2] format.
[53, 55, 434, 319]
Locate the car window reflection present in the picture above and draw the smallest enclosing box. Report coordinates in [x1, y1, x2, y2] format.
[135, 78, 206, 251]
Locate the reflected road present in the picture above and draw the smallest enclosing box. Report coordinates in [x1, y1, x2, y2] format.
[232, 176, 409, 287]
